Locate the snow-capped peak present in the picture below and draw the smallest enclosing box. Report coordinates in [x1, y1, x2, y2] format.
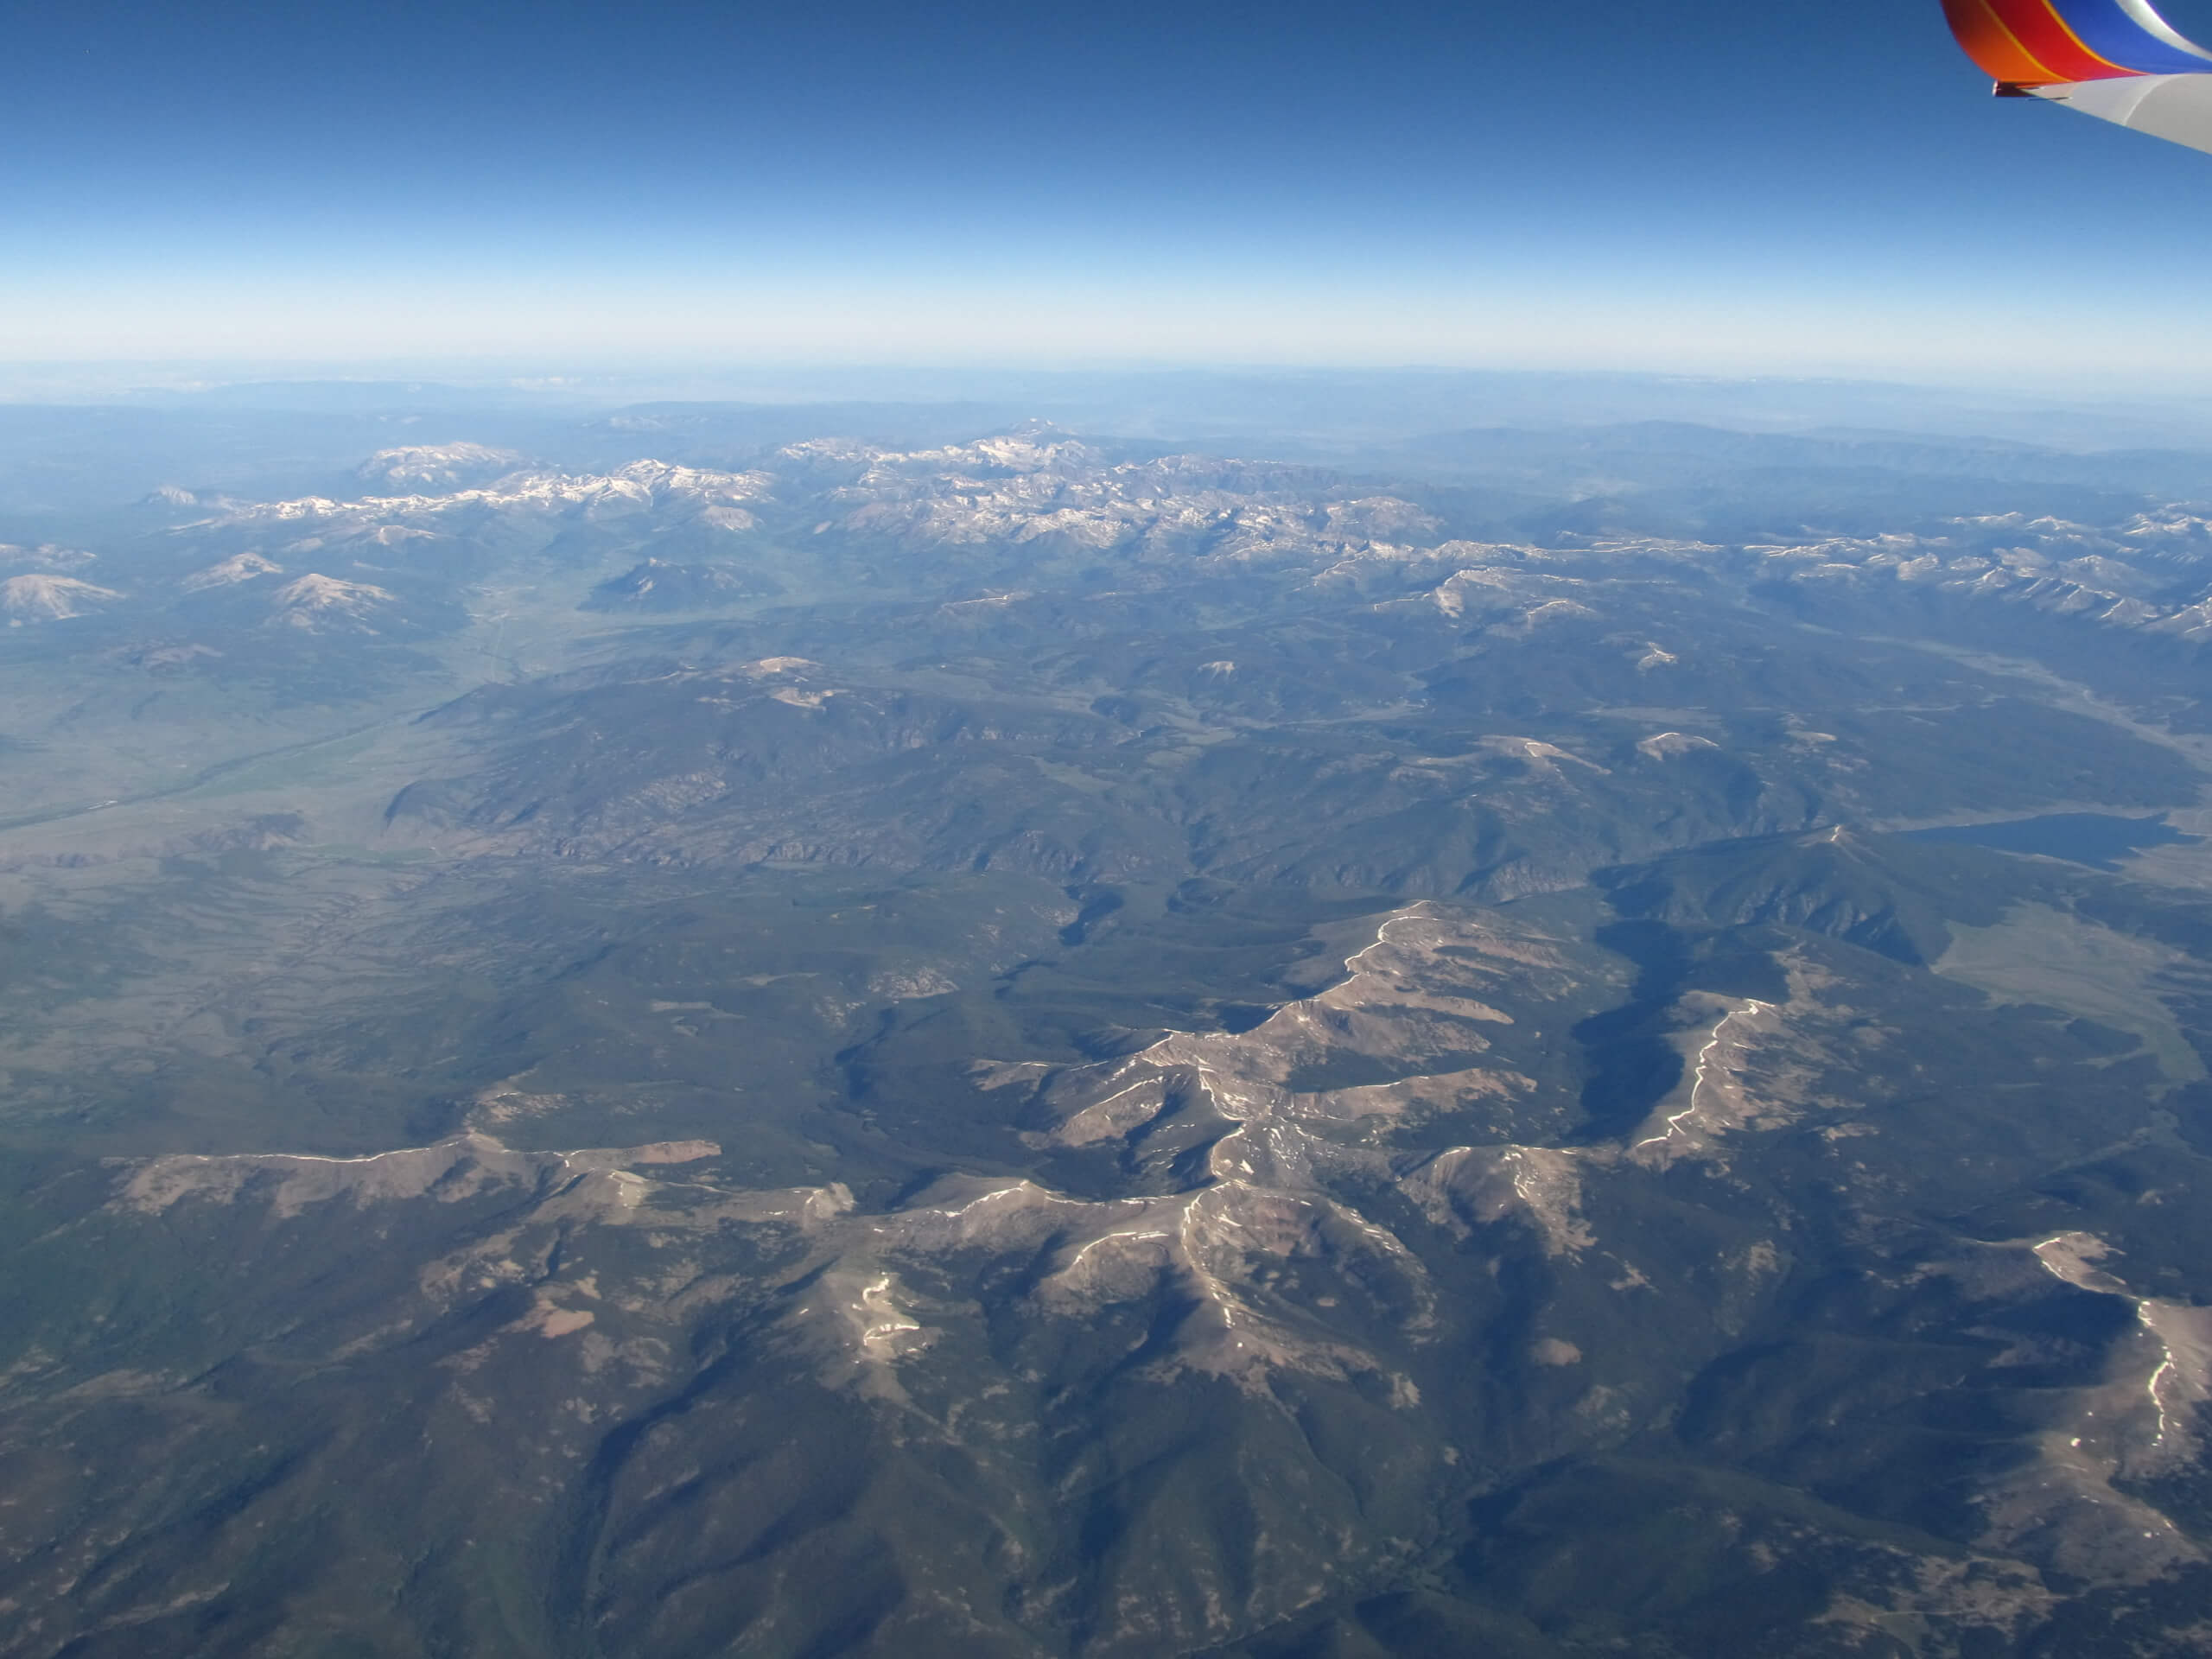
[266, 573, 398, 632]
[182, 552, 285, 592]
[355, 443, 526, 490]
[2, 575, 122, 623]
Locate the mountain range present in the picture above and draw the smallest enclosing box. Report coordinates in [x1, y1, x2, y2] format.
[3, 397, 2212, 1655]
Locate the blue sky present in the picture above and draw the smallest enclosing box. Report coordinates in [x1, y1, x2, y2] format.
[9, 0, 2212, 380]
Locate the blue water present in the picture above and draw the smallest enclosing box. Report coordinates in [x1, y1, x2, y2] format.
[1904, 812, 2200, 872]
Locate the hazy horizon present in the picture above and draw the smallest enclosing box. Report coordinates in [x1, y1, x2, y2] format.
[15, 0, 2212, 379]
[12, 360, 2212, 469]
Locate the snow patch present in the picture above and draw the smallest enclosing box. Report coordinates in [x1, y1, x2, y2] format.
[1637, 731, 1720, 760]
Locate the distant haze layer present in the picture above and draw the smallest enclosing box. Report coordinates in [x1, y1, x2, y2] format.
[12, 0, 2212, 378]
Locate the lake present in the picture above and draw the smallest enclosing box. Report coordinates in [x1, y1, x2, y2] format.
[1904, 812, 2201, 872]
